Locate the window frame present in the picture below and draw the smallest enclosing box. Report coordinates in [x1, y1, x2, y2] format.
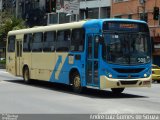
[32, 32, 43, 52]
[8, 35, 16, 52]
[43, 31, 56, 52]
[70, 28, 85, 52]
[56, 29, 71, 52]
[23, 33, 32, 52]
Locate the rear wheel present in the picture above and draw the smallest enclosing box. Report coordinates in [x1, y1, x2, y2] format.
[23, 67, 30, 83]
[72, 73, 82, 93]
[111, 88, 125, 94]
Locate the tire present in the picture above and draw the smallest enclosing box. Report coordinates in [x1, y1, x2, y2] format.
[111, 88, 125, 94]
[23, 67, 30, 83]
[72, 73, 82, 93]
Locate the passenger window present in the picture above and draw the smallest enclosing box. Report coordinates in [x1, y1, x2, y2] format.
[56, 30, 70, 52]
[8, 36, 15, 52]
[71, 28, 85, 52]
[32, 32, 43, 52]
[23, 34, 32, 52]
[43, 31, 56, 52]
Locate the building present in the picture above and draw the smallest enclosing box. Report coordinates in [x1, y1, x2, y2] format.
[2, 0, 110, 25]
[0, 0, 111, 58]
[48, 0, 111, 24]
[1, 0, 111, 25]
[111, 0, 160, 66]
[80, 0, 111, 19]
[16, 0, 46, 26]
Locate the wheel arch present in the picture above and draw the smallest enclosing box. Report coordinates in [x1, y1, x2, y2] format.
[22, 64, 29, 77]
[69, 67, 81, 85]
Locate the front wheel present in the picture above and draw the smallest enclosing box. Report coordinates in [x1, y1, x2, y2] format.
[72, 73, 82, 93]
[111, 88, 125, 94]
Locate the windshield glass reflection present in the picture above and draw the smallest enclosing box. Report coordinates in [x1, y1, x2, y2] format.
[102, 33, 151, 65]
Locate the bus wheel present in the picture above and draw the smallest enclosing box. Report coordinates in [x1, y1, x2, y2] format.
[23, 67, 30, 83]
[72, 73, 82, 93]
[111, 88, 125, 94]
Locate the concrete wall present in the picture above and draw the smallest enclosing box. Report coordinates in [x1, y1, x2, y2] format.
[80, 0, 111, 9]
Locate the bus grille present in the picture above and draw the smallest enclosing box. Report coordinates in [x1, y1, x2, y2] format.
[120, 80, 138, 85]
[117, 75, 140, 79]
[113, 68, 144, 73]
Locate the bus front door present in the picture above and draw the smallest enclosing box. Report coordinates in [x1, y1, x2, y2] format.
[86, 34, 99, 87]
[16, 40, 22, 76]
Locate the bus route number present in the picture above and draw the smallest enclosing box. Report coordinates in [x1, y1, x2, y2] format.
[137, 58, 146, 63]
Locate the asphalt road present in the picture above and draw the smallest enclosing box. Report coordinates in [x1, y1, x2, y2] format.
[0, 69, 160, 114]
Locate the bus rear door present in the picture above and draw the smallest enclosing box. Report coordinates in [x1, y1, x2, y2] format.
[86, 34, 99, 87]
[15, 35, 23, 76]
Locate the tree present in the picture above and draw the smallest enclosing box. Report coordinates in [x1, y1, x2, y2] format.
[0, 11, 27, 43]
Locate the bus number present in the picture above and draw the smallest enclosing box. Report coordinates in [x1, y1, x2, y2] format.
[137, 58, 146, 63]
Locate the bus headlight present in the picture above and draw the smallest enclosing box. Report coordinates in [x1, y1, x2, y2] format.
[109, 74, 112, 78]
[144, 74, 147, 78]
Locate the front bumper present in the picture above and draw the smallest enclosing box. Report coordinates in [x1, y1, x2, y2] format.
[100, 75, 152, 90]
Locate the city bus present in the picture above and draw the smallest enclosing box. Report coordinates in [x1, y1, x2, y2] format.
[6, 19, 152, 93]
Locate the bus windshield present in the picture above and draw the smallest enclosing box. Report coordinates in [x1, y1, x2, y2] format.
[102, 32, 151, 65]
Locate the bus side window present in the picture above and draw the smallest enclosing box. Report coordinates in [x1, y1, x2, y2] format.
[56, 30, 70, 52]
[32, 32, 43, 52]
[23, 34, 32, 52]
[43, 31, 56, 52]
[71, 28, 85, 52]
[8, 36, 16, 52]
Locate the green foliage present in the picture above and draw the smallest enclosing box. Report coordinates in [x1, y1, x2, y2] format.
[0, 59, 6, 65]
[0, 11, 27, 42]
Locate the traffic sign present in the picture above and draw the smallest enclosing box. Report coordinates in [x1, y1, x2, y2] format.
[63, 0, 80, 15]
[56, 2, 61, 10]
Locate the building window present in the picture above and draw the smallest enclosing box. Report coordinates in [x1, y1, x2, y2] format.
[70, 28, 85, 52]
[23, 34, 32, 52]
[128, 14, 132, 19]
[114, 0, 124, 3]
[140, 13, 148, 22]
[114, 15, 122, 18]
[59, 13, 70, 24]
[8, 36, 15, 52]
[49, 13, 58, 24]
[32, 32, 43, 52]
[114, 0, 128, 3]
[43, 31, 56, 52]
[56, 30, 71, 52]
[88, 8, 99, 19]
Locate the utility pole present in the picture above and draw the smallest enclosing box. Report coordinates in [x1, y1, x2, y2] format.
[139, 0, 146, 21]
[16, 0, 19, 18]
[142, 0, 146, 21]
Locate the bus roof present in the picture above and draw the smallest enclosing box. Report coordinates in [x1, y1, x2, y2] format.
[83, 18, 147, 27]
[102, 18, 147, 24]
[8, 18, 147, 36]
[8, 21, 86, 35]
